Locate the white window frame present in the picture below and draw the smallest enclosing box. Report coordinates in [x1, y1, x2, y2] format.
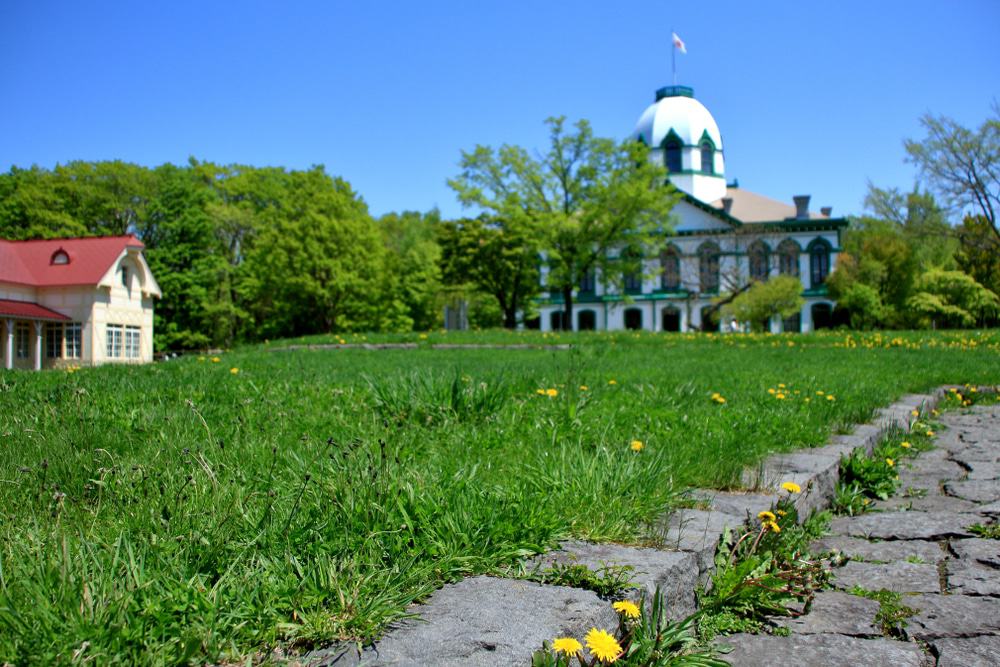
[106, 324, 123, 358]
[65, 323, 82, 359]
[125, 326, 141, 359]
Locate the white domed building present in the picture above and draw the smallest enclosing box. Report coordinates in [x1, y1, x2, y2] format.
[536, 85, 847, 333]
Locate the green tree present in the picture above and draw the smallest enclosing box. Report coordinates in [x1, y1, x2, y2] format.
[437, 215, 541, 329]
[377, 210, 443, 332]
[905, 108, 999, 244]
[906, 269, 1000, 328]
[956, 214, 1000, 296]
[724, 276, 804, 332]
[448, 117, 677, 329]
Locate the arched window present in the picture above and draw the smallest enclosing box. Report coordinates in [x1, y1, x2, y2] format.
[661, 307, 681, 332]
[748, 240, 770, 282]
[577, 310, 596, 331]
[660, 245, 681, 290]
[698, 242, 720, 293]
[664, 137, 682, 174]
[549, 311, 567, 331]
[622, 249, 643, 294]
[808, 238, 832, 288]
[50, 249, 69, 265]
[812, 303, 833, 330]
[624, 308, 643, 331]
[700, 141, 714, 175]
[777, 239, 800, 277]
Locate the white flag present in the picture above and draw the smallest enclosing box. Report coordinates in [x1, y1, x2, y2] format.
[672, 32, 687, 54]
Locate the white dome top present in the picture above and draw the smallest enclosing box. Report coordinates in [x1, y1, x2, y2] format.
[634, 86, 723, 149]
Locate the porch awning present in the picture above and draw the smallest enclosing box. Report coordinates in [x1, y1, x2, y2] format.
[0, 299, 71, 322]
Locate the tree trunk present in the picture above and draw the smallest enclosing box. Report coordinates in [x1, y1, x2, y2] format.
[562, 286, 574, 331]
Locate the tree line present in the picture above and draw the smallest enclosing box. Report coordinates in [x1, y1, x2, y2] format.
[0, 110, 997, 348]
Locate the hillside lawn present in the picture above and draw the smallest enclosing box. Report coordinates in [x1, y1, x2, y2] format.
[0, 329, 998, 664]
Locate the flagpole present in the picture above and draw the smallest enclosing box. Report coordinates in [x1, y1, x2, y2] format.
[672, 27, 676, 85]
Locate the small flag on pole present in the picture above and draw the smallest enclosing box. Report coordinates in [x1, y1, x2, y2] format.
[672, 32, 687, 54]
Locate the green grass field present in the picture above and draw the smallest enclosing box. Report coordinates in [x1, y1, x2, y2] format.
[1, 330, 998, 664]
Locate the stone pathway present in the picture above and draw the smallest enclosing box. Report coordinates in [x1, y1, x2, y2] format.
[722, 403, 1000, 667]
[298, 391, 998, 667]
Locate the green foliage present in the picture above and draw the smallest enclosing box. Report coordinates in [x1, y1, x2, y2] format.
[957, 215, 1000, 300]
[848, 587, 917, 637]
[524, 562, 635, 599]
[906, 269, 1000, 328]
[967, 523, 1000, 539]
[376, 210, 444, 332]
[364, 370, 510, 426]
[448, 116, 678, 327]
[724, 276, 803, 332]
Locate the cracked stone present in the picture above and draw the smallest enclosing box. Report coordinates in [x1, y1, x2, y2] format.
[528, 540, 698, 618]
[905, 593, 1000, 639]
[810, 535, 945, 563]
[688, 490, 776, 523]
[944, 479, 1000, 503]
[951, 538, 1000, 567]
[357, 577, 615, 666]
[934, 636, 1000, 667]
[947, 559, 1000, 596]
[717, 633, 926, 667]
[874, 494, 982, 513]
[657, 509, 743, 578]
[829, 511, 979, 540]
[832, 560, 941, 593]
[902, 458, 967, 479]
[953, 446, 1000, 465]
[772, 591, 881, 636]
[966, 462, 1000, 480]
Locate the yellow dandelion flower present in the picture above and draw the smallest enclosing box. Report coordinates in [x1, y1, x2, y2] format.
[816, 390, 825, 395]
[900, 441, 911, 449]
[911, 409, 920, 417]
[230, 367, 239, 375]
[827, 395, 836, 401]
[950, 387, 959, 393]
[580, 385, 589, 391]
[608, 379, 617, 385]
[584, 628, 622, 663]
[757, 510, 776, 522]
[197, 356, 206, 362]
[804, 397, 812, 403]
[781, 481, 801, 494]
[778, 383, 786, 388]
[886, 458, 894, 467]
[612, 600, 641, 619]
[926, 430, 935, 437]
[775, 509, 787, 517]
[630, 440, 644, 452]
[536, 389, 546, 395]
[765, 520, 781, 533]
[546, 388, 559, 397]
[211, 356, 221, 363]
[970, 387, 978, 393]
[552, 637, 583, 655]
[776, 393, 786, 400]
[768, 388, 776, 395]
[715, 396, 726, 404]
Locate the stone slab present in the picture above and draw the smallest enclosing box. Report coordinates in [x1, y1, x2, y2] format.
[895, 472, 945, 495]
[358, 577, 615, 666]
[975, 500, 1000, 515]
[810, 535, 945, 564]
[658, 509, 743, 577]
[966, 462, 1000, 480]
[717, 633, 926, 667]
[902, 458, 967, 480]
[688, 490, 776, 522]
[832, 560, 941, 593]
[951, 538, 1000, 567]
[905, 593, 1000, 639]
[947, 560, 1000, 596]
[953, 446, 1000, 465]
[528, 540, 698, 618]
[772, 591, 881, 637]
[944, 479, 1000, 503]
[934, 635, 1000, 667]
[875, 494, 982, 513]
[829, 511, 979, 540]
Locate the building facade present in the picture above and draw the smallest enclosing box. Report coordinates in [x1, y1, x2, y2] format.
[536, 85, 847, 333]
[0, 235, 161, 369]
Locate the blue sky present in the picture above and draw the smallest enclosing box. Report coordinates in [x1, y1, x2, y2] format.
[2, 1, 998, 221]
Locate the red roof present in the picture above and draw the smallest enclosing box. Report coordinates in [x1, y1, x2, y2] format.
[0, 299, 71, 321]
[0, 235, 144, 287]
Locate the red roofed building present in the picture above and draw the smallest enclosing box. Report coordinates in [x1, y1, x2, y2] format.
[0, 235, 161, 369]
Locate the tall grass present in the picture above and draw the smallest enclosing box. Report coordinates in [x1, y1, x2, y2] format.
[0, 330, 997, 664]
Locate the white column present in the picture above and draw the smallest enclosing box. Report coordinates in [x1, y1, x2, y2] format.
[33, 321, 43, 371]
[4, 320, 12, 370]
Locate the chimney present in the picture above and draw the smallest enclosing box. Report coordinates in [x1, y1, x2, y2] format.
[820, 206, 832, 217]
[793, 195, 810, 220]
[721, 197, 733, 215]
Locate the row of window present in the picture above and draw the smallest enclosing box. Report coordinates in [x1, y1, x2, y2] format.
[1, 322, 82, 360]
[576, 239, 831, 296]
[548, 304, 836, 333]
[664, 139, 715, 175]
[106, 324, 141, 359]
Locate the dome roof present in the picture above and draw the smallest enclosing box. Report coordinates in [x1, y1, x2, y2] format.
[634, 86, 723, 149]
